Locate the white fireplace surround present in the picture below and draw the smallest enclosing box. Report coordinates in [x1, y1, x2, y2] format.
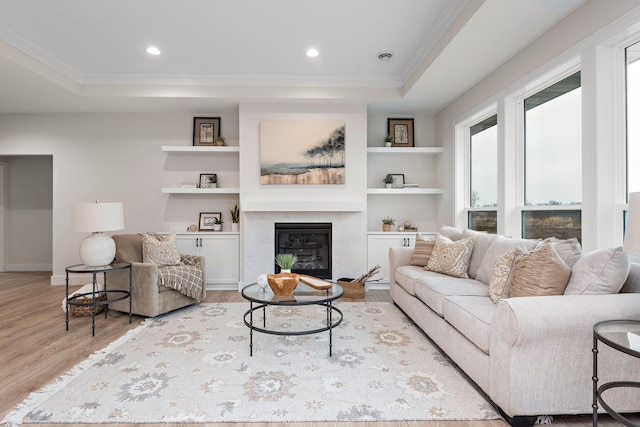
[242, 211, 367, 287]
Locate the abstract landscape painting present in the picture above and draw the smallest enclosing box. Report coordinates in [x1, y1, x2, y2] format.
[260, 120, 345, 185]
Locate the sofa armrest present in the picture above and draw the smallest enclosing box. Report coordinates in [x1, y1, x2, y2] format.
[389, 247, 414, 285]
[489, 293, 640, 416]
[108, 262, 161, 312]
[180, 254, 207, 300]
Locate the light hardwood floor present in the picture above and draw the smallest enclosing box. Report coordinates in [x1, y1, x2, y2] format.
[0, 272, 634, 427]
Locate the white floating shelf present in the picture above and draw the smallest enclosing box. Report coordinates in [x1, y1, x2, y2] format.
[367, 188, 444, 195]
[367, 147, 443, 154]
[162, 188, 240, 194]
[162, 146, 239, 153]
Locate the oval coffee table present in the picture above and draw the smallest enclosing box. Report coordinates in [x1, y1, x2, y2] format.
[241, 281, 344, 356]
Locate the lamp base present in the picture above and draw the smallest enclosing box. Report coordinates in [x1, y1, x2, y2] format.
[79, 232, 116, 267]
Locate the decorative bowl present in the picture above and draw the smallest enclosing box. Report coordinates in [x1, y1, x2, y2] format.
[267, 272, 300, 296]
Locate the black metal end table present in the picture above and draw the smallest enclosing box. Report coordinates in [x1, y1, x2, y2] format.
[65, 261, 132, 336]
[592, 319, 640, 427]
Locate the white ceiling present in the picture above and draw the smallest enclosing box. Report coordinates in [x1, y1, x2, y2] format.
[0, 0, 586, 114]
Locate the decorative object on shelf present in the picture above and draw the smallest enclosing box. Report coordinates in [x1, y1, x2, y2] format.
[71, 201, 125, 267]
[384, 135, 394, 147]
[259, 120, 345, 185]
[198, 212, 222, 231]
[387, 118, 414, 147]
[181, 182, 197, 188]
[193, 117, 221, 146]
[229, 204, 240, 232]
[257, 273, 268, 290]
[402, 220, 418, 232]
[299, 274, 333, 290]
[381, 216, 395, 232]
[188, 224, 198, 232]
[383, 174, 395, 188]
[212, 217, 223, 231]
[389, 173, 405, 188]
[267, 272, 300, 296]
[214, 136, 226, 146]
[338, 264, 381, 298]
[199, 173, 217, 188]
[624, 192, 640, 257]
[275, 253, 298, 273]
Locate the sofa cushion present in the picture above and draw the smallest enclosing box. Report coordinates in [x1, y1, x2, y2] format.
[489, 246, 527, 303]
[476, 236, 537, 285]
[509, 242, 571, 297]
[439, 225, 463, 241]
[414, 273, 489, 316]
[410, 233, 435, 267]
[113, 233, 144, 263]
[545, 237, 582, 268]
[564, 247, 630, 295]
[142, 232, 181, 266]
[427, 234, 475, 279]
[462, 229, 499, 279]
[443, 296, 496, 354]
[394, 265, 425, 296]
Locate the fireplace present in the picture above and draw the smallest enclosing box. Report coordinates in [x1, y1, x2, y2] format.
[274, 223, 332, 278]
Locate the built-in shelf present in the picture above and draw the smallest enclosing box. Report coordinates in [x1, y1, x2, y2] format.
[162, 187, 240, 194]
[161, 145, 240, 153]
[367, 147, 443, 154]
[367, 188, 444, 195]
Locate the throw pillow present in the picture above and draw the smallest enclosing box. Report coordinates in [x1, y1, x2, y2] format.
[462, 229, 498, 280]
[439, 226, 463, 241]
[489, 246, 527, 303]
[509, 242, 571, 297]
[426, 234, 475, 279]
[476, 236, 538, 285]
[564, 246, 630, 295]
[544, 237, 582, 268]
[142, 232, 181, 266]
[410, 233, 435, 267]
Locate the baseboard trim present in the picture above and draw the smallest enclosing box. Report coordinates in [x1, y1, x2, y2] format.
[6, 263, 52, 272]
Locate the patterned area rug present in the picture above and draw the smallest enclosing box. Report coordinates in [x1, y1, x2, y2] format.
[3, 302, 501, 425]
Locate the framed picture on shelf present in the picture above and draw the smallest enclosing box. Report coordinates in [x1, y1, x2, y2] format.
[389, 173, 405, 188]
[193, 117, 221, 146]
[199, 173, 217, 188]
[387, 118, 414, 147]
[199, 212, 222, 231]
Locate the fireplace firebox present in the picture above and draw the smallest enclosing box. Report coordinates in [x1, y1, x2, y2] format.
[274, 223, 332, 279]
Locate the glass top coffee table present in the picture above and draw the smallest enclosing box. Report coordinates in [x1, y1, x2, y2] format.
[241, 281, 344, 356]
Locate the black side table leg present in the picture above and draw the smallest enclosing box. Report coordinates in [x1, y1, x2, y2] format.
[249, 301, 254, 357]
[91, 272, 97, 337]
[65, 272, 69, 331]
[592, 335, 599, 427]
[103, 271, 108, 319]
[128, 266, 132, 323]
[328, 301, 333, 357]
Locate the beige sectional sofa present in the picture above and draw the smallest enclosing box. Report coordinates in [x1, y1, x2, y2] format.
[389, 228, 640, 425]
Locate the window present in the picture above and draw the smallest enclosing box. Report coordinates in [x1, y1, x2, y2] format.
[522, 72, 582, 241]
[468, 115, 497, 233]
[627, 41, 640, 194]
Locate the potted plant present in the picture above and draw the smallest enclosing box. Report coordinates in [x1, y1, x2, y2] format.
[214, 136, 226, 146]
[384, 135, 394, 147]
[381, 216, 395, 232]
[213, 217, 223, 231]
[229, 204, 240, 232]
[207, 174, 218, 188]
[275, 253, 298, 273]
[383, 174, 395, 188]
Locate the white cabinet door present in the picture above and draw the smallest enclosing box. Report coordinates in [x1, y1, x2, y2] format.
[176, 234, 240, 287]
[367, 233, 416, 283]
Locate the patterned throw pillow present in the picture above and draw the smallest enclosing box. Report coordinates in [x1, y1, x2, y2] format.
[509, 242, 571, 297]
[410, 233, 435, 267]
[142, 232, 181, 266]
[426, 234, 475, 278]
[489, 246, 527, 303]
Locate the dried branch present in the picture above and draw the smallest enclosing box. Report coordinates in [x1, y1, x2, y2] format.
[351, 265, 381, 284]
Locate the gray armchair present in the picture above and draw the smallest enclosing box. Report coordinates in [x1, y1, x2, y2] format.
[107, 233, 206, 317]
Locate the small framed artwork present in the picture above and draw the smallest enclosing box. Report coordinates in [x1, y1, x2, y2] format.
[389, 173, 405, 188]
[387, 118, 414, 147]
[199, 173, 217, 188]
[199, 212, 222, 231]
[193, 117, 221, 146]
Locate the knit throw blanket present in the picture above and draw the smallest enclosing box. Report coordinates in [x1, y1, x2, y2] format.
[157, 255, 203, 301]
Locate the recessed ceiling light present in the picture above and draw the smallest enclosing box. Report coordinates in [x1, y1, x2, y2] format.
[378, 52, 393, 62]
[306, 48, 319, 58]
[146, 46, 161, 56]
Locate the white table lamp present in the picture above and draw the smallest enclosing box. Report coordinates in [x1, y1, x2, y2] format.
[72, 201, 125, 266]
[624, 192, 640, 258]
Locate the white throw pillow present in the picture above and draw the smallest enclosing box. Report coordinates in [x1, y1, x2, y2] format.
[142, 232, 181, 266]
[564, 247, 630, 295]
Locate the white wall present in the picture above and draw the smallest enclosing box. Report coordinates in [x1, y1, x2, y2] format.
[0, 156, 53, 271]
[434, 0, 640, 249]
[0, 112, 239, 283]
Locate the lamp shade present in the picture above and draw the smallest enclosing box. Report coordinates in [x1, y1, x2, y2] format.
[72, 202, 124, 232]
[624, 192, 640, 257]
[72, 201, 124, 266]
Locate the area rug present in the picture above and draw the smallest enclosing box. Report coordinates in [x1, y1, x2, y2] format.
[3, 302, 501, 425]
